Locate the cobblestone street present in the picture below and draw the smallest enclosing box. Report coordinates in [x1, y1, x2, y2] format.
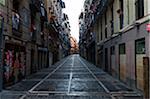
[1, 55, 142, 99]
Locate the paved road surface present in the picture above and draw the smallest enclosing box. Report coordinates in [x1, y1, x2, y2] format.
[1, 55, 143, 99]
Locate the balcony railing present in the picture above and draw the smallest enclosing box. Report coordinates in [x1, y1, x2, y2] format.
[81, 0, 109, 35]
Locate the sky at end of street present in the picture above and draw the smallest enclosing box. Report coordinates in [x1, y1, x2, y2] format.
[62, 0, 85, 42]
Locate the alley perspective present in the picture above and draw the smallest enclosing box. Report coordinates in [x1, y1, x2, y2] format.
[0, 0, 150, 99]
[0, 55, 143, 99]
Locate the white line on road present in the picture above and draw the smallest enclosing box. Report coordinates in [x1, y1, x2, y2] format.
[19, 94, 26, 99]
[67, 73, 73, 93]
[79, 58, 115, 99]
[23, 79, 69, 82]
[31, 90, 67, 94]
[30, 91, 109, 96]
[78, 57, 110, 93]
[67, 56, 74, 94]
[19, 56, 70, 99]
[29, 58, 69, 92]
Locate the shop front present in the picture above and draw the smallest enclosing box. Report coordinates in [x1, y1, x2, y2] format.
[3, 43, 26, 87]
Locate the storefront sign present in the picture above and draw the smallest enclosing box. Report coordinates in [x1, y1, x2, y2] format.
[0, 0, 5, 6]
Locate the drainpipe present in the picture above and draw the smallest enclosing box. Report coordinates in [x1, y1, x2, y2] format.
[0, 15, 4, 92]
[127, 0, 129, 24]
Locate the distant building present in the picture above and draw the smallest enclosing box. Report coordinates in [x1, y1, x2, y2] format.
[59, 13, 71, 58]
[79, 0, 150, 98]
[0, 0, 70, 90]
[70, 37, 79, 54]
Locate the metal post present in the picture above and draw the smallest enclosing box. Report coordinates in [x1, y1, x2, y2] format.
[0, 16, 4, 91]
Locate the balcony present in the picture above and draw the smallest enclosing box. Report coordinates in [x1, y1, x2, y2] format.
[58, 0, 65, 8]
[48, 7, 57, 22]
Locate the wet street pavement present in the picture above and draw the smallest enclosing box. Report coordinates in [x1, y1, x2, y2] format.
[1, 55, 143, 99]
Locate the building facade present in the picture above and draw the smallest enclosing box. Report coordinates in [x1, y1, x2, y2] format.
[0, 0, 70, 90]
[0, 0, 5, 91]
[59, 13, 71, 57]
[79, 0, 150, 98]
[45, 0, 70, 63]
[70, 37, 79, 54]
[0, 0, 31, 88]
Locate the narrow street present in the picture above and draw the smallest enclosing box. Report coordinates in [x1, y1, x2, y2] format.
[1, 55, 142, 99]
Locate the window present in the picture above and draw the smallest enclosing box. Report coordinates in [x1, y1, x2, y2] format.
[105, 12, 107, 38]
[135, 0, 144, 20]
[119, 43, 126, 54]
[13, 0, 19, 11]
[136, 38, 145, 54]
[0, 17, 4, 34]
[111, 5, 114, 35]
[111, 46, 115, 55]
[100, 20, 103, 40]
[12, 0, 20, 31]
[12, 11, 20, 30]
[105, 28, 107, 38]
[0, 17, 2, 30]
[119, 0, 124, 29]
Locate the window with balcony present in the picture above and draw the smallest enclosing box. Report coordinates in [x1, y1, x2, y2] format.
[135, 0, 144, 20]
[12, 0, 20, 29]
[12, 0, 22, 37]
[12, 11, 20, 30]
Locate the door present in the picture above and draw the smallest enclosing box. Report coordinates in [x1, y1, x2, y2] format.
[135, 38, 146, 91]
[110, 46, 116, 76]
[31, 49, 34, 74]
[119, 43, 126, 82]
